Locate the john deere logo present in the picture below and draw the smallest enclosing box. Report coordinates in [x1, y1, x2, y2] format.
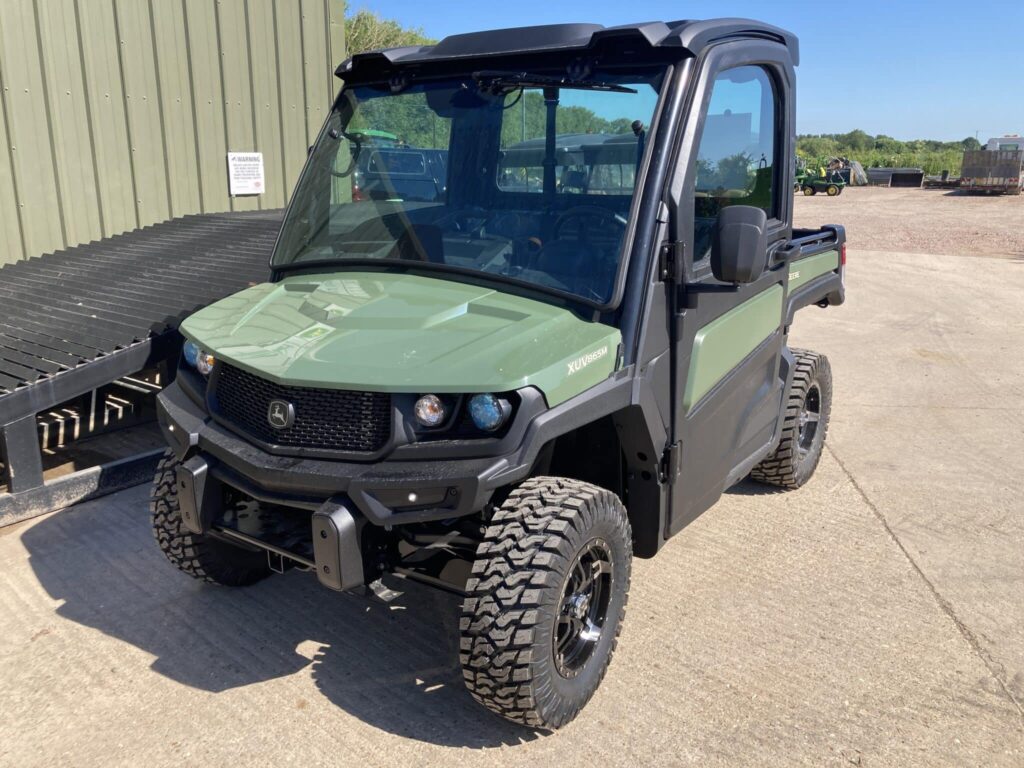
[267, 400, 295, 430]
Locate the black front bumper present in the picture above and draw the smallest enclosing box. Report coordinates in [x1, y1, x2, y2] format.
[160, 380, 535, 592]
[158, 380, 526, 527]
[158, 370, 635, 590]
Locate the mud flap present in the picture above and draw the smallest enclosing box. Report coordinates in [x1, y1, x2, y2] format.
[311, 498, 365, 592]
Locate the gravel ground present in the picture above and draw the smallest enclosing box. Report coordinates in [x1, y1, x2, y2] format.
[794, 186, 1024, 257]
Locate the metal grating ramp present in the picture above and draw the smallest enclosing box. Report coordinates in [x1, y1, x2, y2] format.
[0, 210, 280, 506]
[0, 211, 280, 395]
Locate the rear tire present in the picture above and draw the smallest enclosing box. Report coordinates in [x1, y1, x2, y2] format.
[460, 477, 632, 729]
[826, 184, 841, 196]
[751, 350, 832, 490]
[150, 450, 271, 586]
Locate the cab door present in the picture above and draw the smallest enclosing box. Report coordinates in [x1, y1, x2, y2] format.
[666, 45, 796, 535]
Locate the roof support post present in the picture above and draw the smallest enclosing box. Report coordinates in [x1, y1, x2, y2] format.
[542, 87, 559, 201]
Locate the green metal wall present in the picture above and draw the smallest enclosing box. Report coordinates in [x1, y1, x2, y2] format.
[0, 0, 345, 265]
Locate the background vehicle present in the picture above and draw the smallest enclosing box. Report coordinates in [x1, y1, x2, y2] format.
[960, 135, 1024, 195]
[800, 168, 846, 196]
[351, 146, 448, 202]
[347, 128, 400, 147]
[150, 18, 845, 729]
[498, 132, 643, 194]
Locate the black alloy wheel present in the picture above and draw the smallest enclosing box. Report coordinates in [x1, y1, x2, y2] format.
[554, 539, 613, 678]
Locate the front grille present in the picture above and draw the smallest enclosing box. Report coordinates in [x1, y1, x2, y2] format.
[211, 364, 392, 454]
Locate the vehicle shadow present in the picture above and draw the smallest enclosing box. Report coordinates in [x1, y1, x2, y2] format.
[724, 477, 785, 496]
[21, 487, 538, 748]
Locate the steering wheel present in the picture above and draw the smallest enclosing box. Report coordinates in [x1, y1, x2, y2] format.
[553, 206, 627, 240]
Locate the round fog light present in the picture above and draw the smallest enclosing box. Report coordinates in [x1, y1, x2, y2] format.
[414, 394, 446, 427]
[469, 393, 510, 432]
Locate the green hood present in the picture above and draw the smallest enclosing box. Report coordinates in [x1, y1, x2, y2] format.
[180, 271, 620, 406]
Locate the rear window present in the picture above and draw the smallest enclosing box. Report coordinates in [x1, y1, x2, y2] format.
[367, 150, 426, 175]
[495, 84, 658, 196]
[497, 137, 641, 195]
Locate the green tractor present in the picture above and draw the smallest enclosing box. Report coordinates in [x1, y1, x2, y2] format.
[796, 159, 845, 196]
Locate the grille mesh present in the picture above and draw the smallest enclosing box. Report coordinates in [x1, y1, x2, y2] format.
[212, 364, 391, 453]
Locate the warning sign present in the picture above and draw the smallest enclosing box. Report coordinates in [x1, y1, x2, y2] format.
[227, 152, 265, 196]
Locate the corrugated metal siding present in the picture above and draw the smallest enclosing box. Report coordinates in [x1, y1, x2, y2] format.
[0, 0, 345, 265]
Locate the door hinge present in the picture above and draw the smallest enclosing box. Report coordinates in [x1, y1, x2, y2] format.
[660, 441, 681, 484]
[659, 241, 684, 282]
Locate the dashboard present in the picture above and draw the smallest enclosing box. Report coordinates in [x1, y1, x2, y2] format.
[319, 203, 629, 303]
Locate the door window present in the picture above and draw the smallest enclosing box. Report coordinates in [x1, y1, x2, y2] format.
[693, 66, 778, 261]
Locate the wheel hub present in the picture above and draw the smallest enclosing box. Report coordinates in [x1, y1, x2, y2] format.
[554, 538, 613, 678]
[569, 592, 591, 619]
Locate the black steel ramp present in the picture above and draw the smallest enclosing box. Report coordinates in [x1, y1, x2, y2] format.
[0, 210, 280, 519]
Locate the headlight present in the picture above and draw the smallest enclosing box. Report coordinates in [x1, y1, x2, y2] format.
[414, 394, 446, 427]
[183, 340, 200, 367]
[183, 340, 215, 376]
[468, 393, 511, 432]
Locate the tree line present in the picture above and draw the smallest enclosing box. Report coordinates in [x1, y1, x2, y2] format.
[346, 12, 635, 150]
[352, 89, 636, 153]
[797, 130, 981, 174]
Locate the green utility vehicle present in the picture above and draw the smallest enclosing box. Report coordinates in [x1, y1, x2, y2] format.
[800, 169, 845, 196]
[152, 18, 845, 729]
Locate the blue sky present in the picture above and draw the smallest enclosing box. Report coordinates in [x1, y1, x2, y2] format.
[351, 1, 1024, 141]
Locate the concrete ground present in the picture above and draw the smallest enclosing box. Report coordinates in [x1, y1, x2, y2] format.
[2, 196, 1023, 765]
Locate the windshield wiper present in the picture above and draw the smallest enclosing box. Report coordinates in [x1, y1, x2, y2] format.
[473, 70, 637, 94]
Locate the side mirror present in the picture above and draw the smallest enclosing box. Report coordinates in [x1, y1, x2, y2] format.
[711, 205, 767, 283]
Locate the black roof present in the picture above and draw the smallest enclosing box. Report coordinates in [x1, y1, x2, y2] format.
[336, 18, 798, 79]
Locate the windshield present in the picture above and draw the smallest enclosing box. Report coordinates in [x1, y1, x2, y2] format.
[272, 69, 664, 305]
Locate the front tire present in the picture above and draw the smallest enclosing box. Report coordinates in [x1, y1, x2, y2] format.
[751, 349, 832, 489]
[150, 450, 271, 586]
[460, 477, 632, 729]
[802, 185, 816, 196]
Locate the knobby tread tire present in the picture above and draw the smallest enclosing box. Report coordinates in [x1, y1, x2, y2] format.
[459, 476, 632, 729]
[751, 348, 832, 490]
[150, 450, 270, 587]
